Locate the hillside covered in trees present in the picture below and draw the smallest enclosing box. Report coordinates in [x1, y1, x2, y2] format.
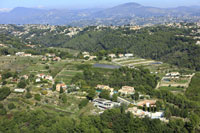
[62, 26, 200, 70]
[0, 107, 195, 133]
[1, 24, 200, 70]
[1, 24, 200, 132]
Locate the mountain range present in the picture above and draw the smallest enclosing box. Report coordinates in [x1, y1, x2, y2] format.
[0, 2, 200, 26]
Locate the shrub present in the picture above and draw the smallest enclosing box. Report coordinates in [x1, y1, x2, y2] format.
[34, 94, 41, 101]
[79, 99, 89, 109]
[25, 92, 32, 99]
[2, 81, 7, 85]
[0, 108, 7, 115]
[17, 80, 27, 88]
[0, 103, 3, 109]
[8, 103, 16, 110]
[41, 90, 48, 95]
[0, 87, 11, 101]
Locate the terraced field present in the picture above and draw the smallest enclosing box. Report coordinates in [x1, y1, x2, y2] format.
[112, 57, 159, 67]
[54, 64, 83, 84]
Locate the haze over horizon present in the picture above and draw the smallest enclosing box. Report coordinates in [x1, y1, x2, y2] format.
[0, 0, 200, 11]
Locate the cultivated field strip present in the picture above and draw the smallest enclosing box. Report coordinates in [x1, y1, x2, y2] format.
[112, 57, 156, 67]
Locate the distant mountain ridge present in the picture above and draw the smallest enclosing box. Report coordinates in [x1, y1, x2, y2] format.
[0, 2, 200, 26]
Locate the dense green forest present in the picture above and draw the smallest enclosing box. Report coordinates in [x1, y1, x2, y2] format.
[0, 34, 25, 49]
[71, 66, 157, 92]
[21, 27, 71, 47]
[0, 107, 197, 133]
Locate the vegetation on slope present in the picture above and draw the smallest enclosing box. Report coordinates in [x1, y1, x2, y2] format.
[63, 26, 200, 70]
[186, 73, 200, 102]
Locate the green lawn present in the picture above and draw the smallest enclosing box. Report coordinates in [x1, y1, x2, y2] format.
[176, 80, 188, 84]
[61, 71, 82, 75]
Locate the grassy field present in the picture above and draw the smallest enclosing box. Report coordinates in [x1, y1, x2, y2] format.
[159, 86, 185, 92]
[0, 56, 40, 72]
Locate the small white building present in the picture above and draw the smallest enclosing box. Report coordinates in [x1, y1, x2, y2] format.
[46, 53, 55, 57]
[45, 75, 53, 81]
[16, 52, 25, 56]
[89, 56, 97, 60]
[24, 54, 32, 57]
[36, 78, 41, 83]
[14, 89, 26, 93]
[36, 74, 46, 79]
[196, 41, 200, 45]
[83, 54, 90, 58]
[148, 112, 164, 119]
[125, 53, 133, 57]
[108, 54, 116, 58]
[82, 52, 89, 55]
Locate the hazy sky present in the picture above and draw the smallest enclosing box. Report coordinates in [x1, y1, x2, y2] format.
[0, 0, 200, 9]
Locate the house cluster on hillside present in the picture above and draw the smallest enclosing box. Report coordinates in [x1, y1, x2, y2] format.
[56, 83, 80, 92]
[125, 99, 168, 121]
[165, 72, 180, 79]
[96, 85, 114, 95]
[66, 27, 82, 37]
[21, 75, 29, 80]
[82, 52, 97, 60]
[137, 100, 157, 107]
[26, 44, 36, 48]
[108, 53, 134, 58]
[56, 83, 67, 92]
[82, 51, 134, 60]
[0, 44, 7, 47]
[42, 53, 61, 61]
[36, 74, 53, 83]
[96, 85, 135, 96]
[126, 107, 165, 120]
[16, 52, 32, 57]
[129, 26, 141, 30]
[92, 87, 166, 121]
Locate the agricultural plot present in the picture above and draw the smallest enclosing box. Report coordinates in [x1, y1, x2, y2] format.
[0, 56, 40, 72]
[159, 86, 185, 92]
[112, 57, 159, 67]
[54, 63, 83, 84]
